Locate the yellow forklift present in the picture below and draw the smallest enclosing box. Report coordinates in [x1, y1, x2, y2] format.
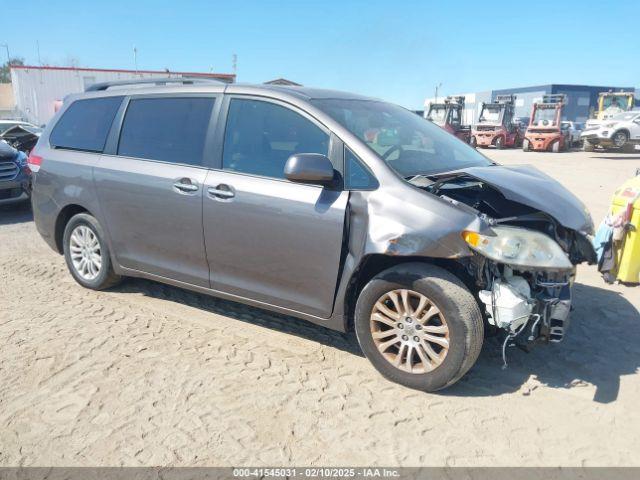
[591, 91, 635, 121]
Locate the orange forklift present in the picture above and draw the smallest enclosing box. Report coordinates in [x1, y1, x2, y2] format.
[470, 94, 522, 149]
[426, 96, 471, 143]
[523, 94, 571, 152]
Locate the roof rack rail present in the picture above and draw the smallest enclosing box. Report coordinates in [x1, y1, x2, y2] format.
[85, 76, 224, 92]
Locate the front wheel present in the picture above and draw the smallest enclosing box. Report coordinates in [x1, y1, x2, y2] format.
[522, 138, 531, 151]
[469, 136, 477, 148]
[354, 263, 484, 392]
[551, 140, 560, 153]
[583, 140, 595, 152]
[495, 136, 504, 149]
[613, 131, 629, 149]
[63, 213, 122, 290]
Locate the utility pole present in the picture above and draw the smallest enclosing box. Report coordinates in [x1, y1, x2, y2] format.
[232, 53, 237, 79]
[434, 82, 442, 103]
[133, 45, 138, 74]
[36, 40, 42, 66]
[0, 43, 10, 64]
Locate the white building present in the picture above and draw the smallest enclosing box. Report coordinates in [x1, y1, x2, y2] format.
[10, 65, 235, 126]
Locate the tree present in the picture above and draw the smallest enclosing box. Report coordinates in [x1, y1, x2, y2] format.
[0, 57, 25, 83]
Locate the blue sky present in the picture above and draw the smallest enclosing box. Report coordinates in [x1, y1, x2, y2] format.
[2, 0, 638, 108]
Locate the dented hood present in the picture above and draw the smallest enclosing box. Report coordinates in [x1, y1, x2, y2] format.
[443, 165, 594, 234]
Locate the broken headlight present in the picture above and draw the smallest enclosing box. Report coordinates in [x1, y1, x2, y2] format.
[462, 225, 572, 269]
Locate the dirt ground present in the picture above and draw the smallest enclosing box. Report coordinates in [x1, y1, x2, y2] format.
[1, 149, 639, 467]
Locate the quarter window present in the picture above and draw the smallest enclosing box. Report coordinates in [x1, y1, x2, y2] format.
[345, 148, 378, 190]
[223, 99, 329, 179]
[118, 97, 215, 166]
[50, 96, 123, 152]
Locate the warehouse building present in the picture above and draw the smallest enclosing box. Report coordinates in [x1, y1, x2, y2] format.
[425, 84, 635, 124]
[9, 65, 236, 126]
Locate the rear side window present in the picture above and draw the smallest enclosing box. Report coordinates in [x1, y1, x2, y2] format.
[223, 99, 329, 179]
[118, 97, 214, 166]
[50, 96, 123, 152]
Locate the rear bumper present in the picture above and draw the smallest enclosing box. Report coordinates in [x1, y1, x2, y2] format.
[31, 178, 60, 252]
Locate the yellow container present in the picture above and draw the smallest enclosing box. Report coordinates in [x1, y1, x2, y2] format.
[611, 175, 640, 283]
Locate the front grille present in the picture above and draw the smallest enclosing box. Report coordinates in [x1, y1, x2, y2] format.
[476, 126, 496, 131]
[0, 161, 19, 181]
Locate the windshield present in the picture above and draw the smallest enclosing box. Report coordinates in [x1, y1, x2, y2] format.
[532, 107, 558, 126]
[602, 95, 629, 110]
[312, 99, 492, 177]
[611, 112, 638, 122]
[479, 105, 502, 124]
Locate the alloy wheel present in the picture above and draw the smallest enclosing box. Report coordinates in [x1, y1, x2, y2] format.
[613, 132, 627, 148]
[370, 289, 450, 374]
[69, 225, 102, 281]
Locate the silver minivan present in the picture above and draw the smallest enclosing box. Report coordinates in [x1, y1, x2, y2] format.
[29, 79, 596, 391]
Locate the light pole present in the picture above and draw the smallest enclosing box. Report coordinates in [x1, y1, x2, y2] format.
[434, 82, 442, 103]
[0, 43, 10, 64]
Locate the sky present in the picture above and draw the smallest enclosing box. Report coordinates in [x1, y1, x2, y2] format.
[2, 0, 638, 109]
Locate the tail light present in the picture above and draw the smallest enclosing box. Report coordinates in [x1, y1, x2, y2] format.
[27, 153, 43, 173]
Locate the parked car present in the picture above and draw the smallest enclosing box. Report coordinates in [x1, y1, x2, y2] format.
[0, 141, 31, 205]
[581, 110, 640, 152]
[29, 79, 596, 391]
[0, 124, 42, 153]
[561, 121, 583, 146]
[0, 120, 39, 135]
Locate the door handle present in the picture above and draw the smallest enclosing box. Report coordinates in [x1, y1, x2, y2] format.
[173, 179, 199, 193]
[207, 185, 235, 200]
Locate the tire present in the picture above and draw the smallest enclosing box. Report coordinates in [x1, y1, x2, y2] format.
[354, 263, 484, 392]
[63, 213, 122, 290]
[495, 136, 504, 149]
[522, 138, 531, 152]
[551, 140, 560, 153]
[613, 131, 629, 149]
[469, 136, 477, 148]
[583, 140, 595, 152]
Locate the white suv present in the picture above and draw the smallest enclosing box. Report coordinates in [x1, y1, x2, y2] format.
[581, 110, 640, 151]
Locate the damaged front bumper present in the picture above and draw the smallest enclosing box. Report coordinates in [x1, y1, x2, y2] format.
[478, 266, 574, 346]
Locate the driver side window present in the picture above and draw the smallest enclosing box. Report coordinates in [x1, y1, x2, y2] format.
[222, 99, 329, 180]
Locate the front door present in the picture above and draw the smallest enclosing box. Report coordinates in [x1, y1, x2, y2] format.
[203, 97, 348, 318]
[95, 95, 218, 287]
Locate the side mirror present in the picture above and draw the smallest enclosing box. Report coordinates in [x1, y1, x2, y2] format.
[284, 153, 335, 186]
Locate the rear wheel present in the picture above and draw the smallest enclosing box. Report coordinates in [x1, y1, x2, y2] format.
[522, 138, 531, 152]
[495, 136, 504, 149]
[63, 213, 122, 290]
[354, 263, 484, 392]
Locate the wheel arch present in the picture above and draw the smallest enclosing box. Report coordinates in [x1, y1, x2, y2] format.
[613, 128, 631, 140]
[342, 254, 475, 332]
[54, 204, 93, 254]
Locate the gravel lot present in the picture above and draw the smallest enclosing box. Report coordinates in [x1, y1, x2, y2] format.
[1, 149, 639, 466]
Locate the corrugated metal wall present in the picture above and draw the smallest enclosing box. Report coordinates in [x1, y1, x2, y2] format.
[10, 68, 231, 126]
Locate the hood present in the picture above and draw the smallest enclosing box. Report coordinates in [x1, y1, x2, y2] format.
[441, 165, 594, 234]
